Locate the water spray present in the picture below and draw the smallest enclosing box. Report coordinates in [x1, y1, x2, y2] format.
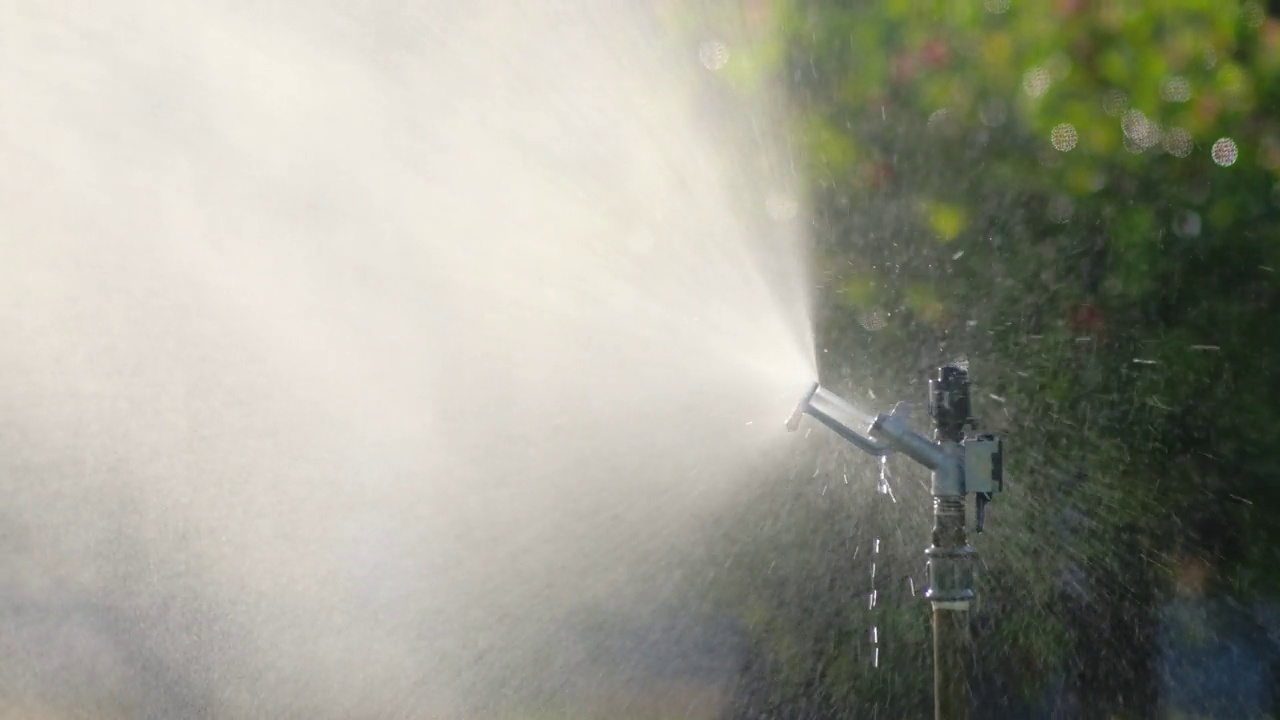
[787, 364, 1004, 720]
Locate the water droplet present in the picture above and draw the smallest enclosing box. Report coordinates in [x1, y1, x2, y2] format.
[1120, 109, 1145, 136]
[1121, 109, 1160, 149]
[1212, 137, 1238, 167]
[1161, 76, 1192, 103]
[874, 537, 881, 554]
[875, 456, 898, 500]
[1050, 123, 1078, 152]
[1163, 128, 1194, 157]
[698, 40, 729, 71]
[1023, 67, 1051, 98]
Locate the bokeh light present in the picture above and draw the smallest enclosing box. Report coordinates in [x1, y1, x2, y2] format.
[1161, 76, 1192, 103]
[1163, 128, 1193, 157]
[1121, 109, 1160, 150]
[1051, 123, 1078, 152]
[1022, 67, 1051, 98]
[1211, 137, 1239, 167]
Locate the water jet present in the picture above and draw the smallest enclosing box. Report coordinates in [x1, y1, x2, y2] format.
[0, 1, 813, 716]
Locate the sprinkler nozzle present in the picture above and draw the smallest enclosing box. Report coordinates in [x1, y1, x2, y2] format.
[785, 382, 820, 431]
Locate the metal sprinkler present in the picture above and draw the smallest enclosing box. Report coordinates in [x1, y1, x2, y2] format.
[786, 364, 1004, 720]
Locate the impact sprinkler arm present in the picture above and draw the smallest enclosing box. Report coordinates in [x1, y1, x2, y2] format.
[870, 403, 958, 487]
[786, 366, 1005, 720]
[787, 383, 962, 496]
[786, 382, 890, 457]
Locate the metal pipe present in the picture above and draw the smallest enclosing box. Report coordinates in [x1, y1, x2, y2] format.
[868, 405, 962, 496]
[786, 382, 889, 456]
[927, 495, 975, 720]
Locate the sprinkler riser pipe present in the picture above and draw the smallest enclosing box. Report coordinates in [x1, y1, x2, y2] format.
[924, 550, 977, 603]
[933, 608, 973, 720]
[928, 489, 974, 720]
[925, 497, 976, 604]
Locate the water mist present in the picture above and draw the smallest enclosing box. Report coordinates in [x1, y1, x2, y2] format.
[0, 1, 814, 717]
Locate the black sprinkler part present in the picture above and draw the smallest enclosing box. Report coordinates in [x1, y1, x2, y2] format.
[929, 364, 971, 442]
